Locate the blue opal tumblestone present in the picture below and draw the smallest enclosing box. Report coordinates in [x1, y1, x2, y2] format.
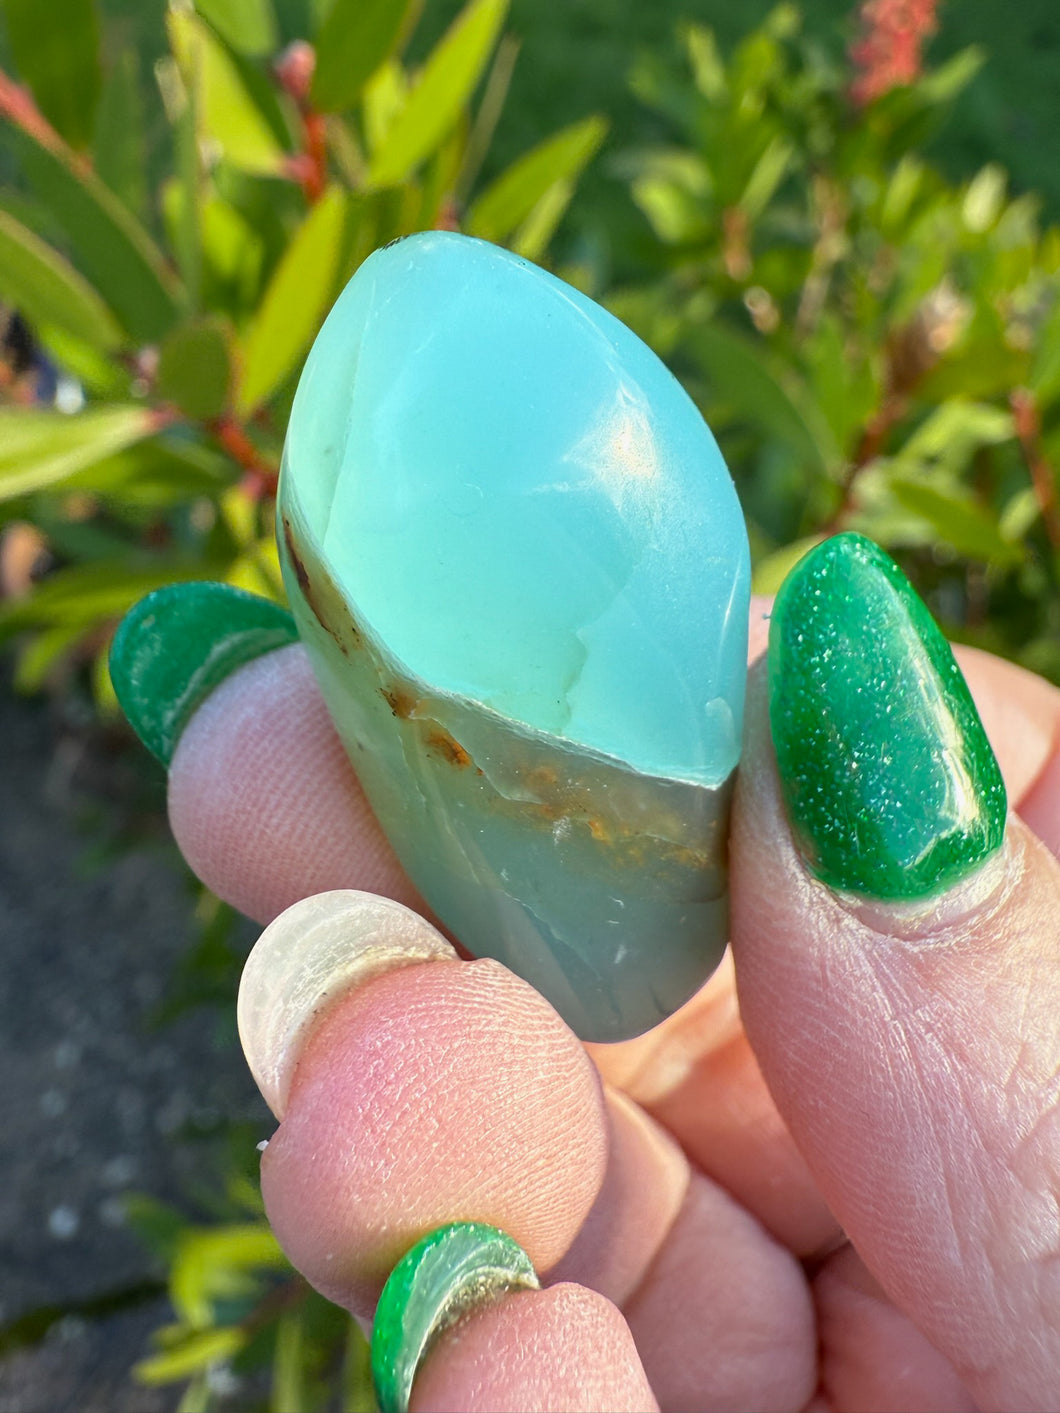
[279, 232, 749, 1041]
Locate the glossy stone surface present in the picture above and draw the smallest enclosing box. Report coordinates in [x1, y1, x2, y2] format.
[279, 232, 750, 1040]
[769, 533, 1007, 899]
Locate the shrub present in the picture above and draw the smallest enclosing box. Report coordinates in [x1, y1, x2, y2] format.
[611, 4, 1060, 679]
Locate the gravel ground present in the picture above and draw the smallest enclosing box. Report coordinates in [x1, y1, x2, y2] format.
[0, 675, 270, 1412]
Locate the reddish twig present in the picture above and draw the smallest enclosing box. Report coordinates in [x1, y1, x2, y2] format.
[434, 197, 461, 232]
[275, 41, 327, 204]
[210, 414, 280, 499]
[0, 67, 64, 152]
[1011, 387, 1060, 551]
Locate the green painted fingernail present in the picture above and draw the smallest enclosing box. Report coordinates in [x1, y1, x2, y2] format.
[768, 533, 1007, 901]
[371, 1222, 539, 1413]
[109, 582, 298, 766]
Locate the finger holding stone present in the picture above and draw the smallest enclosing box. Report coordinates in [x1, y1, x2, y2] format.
[408, 1280, 659, 1413]
[732, 534, 1060, 1410]
[110, 584, 420, 924]
[240, 892, 608, 1318]
[242, 892, 819, 1413]
[369, 1223, 658, 1413]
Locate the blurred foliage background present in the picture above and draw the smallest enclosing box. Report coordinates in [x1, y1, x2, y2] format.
[1, 0, 1058, 1407]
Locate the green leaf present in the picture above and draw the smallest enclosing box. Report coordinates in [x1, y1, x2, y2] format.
[898, 400, 1015, 475]
[134, 1326, 247, 1385]
[93, 48, 148, 221]
[962, 164, 1006, 234]
[271, 1308, 308, 1413]
[175, 1373, 211, 1413]
[361, 58, 409, 155]
[751, 534, 824, 595]
[681, 21, 726, 103]
[511, 176, 574, 262]
[236, 185, 347, 414]
[6, 132, 183, 344]
[915, 46, 986, 107]
[739, 135, 792, 221]
[168, 9, 287, 176]
[171, 1224, 287, 1327]
[341, 1320, 375, 1413]
[311, 0, 414, 113]
[467, 115, 607, 243]
[888, 478, 1022, 566]
[1029, 299, 1060, 406]
[1, 0, 101, 150]
[803, 315, 880, 460]
[195, 0, 278, 57]
[685, 323, 835, 477]
[156, 317, 233, 420]
[13, 623, 84, 693]
[366, 0, 507, 189]
[0, 407, 160, 501]
[0, 558, 231, 637]
[32, 324, 129, 398]
[91, 639, 120, 716]
[61, 438, 233, 505]
[0, 208, 123, 351]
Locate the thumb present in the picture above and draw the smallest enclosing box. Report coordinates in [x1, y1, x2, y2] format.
[731, 534, 1060, 1412]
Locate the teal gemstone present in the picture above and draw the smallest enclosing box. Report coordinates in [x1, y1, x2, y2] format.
[279, 233, 749, 1041]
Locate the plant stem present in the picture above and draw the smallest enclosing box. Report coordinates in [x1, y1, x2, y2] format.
[209, 416, 279, 498]
[1011, 387, 1060, 550]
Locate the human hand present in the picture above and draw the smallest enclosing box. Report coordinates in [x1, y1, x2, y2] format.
[113, 563, 1060, 1413]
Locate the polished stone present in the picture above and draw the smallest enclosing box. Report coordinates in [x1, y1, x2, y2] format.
[279, 233, 749, 1040]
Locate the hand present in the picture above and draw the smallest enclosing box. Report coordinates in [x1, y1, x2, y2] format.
[125, 590, 1060, 1413]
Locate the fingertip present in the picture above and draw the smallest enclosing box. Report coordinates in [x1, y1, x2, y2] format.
[410, 1283, 658, 1413]
[168, 645, 419, 922]
[260, 959, 607, 1316]
[731, 655, 1060, 1408]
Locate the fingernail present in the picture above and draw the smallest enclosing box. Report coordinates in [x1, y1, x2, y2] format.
[109, 582, 299, 766]
[371, 1222, 539, 1413]
[768, 533, 1007, 901]
[237, 890, 457, 1119]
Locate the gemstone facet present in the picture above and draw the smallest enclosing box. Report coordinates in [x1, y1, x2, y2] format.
[279, 232, 749, 1040]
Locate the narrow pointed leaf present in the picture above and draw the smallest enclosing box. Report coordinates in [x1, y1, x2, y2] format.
[1, 0, 101, 150]
[888, 478, 1023, 566]
[366, 0, 507, 189]
[168, 10, 287, 176]
[311, 0, 414, 113]
[511, 175, 575, 262]
[467, 115, 606, 242]
[194, 0, 278, 57]
[7, 132, 183, 343]
[236, 185, 347, 414]
[0, 559, 230, 636]
[686, 323, 834, 476]
[134, 1327, 247, 1385]
[0, 406, 160, 501]
[0, 208, 123, 351]
[93, 48, 148, 219]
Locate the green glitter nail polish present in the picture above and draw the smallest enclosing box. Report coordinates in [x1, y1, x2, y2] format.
[371, 1222, 539, 1413]
[110, 582, 298, 765]
[768, 533, 1007, 901]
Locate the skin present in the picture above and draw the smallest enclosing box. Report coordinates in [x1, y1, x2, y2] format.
[166, 599, 1060, 1413]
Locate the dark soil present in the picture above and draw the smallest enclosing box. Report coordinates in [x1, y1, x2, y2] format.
[0, 674, 270, 1413]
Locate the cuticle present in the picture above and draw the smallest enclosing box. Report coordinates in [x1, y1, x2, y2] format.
[819, 828, 1019, 946]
